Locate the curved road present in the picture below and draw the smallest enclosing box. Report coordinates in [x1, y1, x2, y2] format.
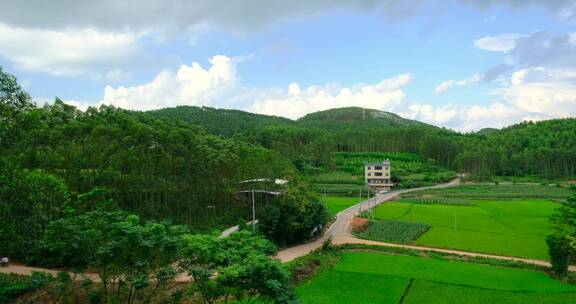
[276, 178, 461, 262]
[3, 178, 574, 278]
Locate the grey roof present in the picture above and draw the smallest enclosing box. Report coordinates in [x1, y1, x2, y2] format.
[365, 160, 390, 166]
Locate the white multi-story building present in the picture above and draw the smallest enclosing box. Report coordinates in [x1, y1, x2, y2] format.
[365, 160, 393, 191]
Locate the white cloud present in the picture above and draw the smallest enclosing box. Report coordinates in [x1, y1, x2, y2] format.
[412, 66, 576, 131]
[435, 74, 482, 93]
[435, 80, 455, 94]
[0, 22, 138, 77]
[98, 54, 412, 119]
[474, 33, 525, 52]
[497, 68, 576, 117]
[100, 55, 237, 110]
[249, 74, 412, 119]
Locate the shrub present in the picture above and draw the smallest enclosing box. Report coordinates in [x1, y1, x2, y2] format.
[0, 272, 52, 303]
[546, 234, 573, 276]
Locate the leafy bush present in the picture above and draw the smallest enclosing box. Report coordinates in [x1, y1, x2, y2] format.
[259, 177, 330, 246]
[0, 272, 52, 303]
[356, 220, 430, 243]
[546, 234, 573, 276]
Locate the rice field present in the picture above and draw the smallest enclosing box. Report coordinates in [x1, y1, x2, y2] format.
[374, 199, 558, 259]
[297, 251, 576, 304]
[323, 196, 362, 216]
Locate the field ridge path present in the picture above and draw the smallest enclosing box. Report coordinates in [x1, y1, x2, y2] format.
[398, 278, 415, 304]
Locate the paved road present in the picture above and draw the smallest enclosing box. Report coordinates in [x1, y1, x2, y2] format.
[276, 178, 460, 262]
[4, 178, 574, 278]
[220, 220, 258, 238]
[276, 177, 575, 271]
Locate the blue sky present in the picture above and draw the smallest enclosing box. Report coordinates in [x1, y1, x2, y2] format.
[1, 0, 575, 131]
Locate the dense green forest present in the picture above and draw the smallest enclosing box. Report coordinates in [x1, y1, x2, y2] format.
[152, 106, 576, 179]
[0, 67, 329, 267]
[1, 99, 292, 229]
[2, 66, 576, 261]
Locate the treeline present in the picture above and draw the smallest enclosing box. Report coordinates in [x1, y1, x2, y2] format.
[456, 120, 576, 178]
[153, 106, 576, 180]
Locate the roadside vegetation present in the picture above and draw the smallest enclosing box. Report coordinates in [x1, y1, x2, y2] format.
[546, 187, 576, 278]
[0, 272, 52, 304]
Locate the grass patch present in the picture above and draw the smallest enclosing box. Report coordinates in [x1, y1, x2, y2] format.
[403, 280, 576, 304]
[285, 242, 342, 284]
[374, 198, 560, 260]
[336, 252, 575, 292]
[297, 271, 408, 304]
[296, 251, 576, 304]
[403, 184, 572, 201]
[322, 196, 362, 216]
[309, 171, 368, 196]
[339, 243, 548, 271]
[355, 220, 430, 243]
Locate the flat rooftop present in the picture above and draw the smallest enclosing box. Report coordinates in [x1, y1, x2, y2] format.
[365, 161, 390, 166]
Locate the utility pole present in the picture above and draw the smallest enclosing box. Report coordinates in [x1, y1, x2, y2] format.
[252, 189, 256, 234]
[367, 189, 370, 217]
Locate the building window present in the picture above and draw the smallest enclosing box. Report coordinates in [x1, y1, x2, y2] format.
[375, 172, 382, 176]
[375, 166, 382, 170]
[367, 166, 371, 170]
[367, 173, 371, 176]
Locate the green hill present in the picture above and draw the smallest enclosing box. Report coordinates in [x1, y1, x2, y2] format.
[298, 107, 433, 130]
[148, 106, 294, 137]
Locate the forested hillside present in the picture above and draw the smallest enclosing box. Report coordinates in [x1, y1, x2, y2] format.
[456, 119, 576, 178]
[298, 107, 432, 130]
[149, 105, 294, 137]
[2, 65, 576, 265]
[151, 105, 576, 180]
[1, 100, 292, 229]
[1, 68, 328, 267]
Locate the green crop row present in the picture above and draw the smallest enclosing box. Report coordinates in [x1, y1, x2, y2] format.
[355, 220, 431, 243]
[407, 184, 572, 200]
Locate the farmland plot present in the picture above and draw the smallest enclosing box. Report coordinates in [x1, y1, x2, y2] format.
[374, 199, 559, 259]
[297, 252, 576, 304]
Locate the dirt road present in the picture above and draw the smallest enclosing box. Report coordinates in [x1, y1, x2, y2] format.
[4, 178, 573, 278]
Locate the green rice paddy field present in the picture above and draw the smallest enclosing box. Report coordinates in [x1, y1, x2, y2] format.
[374, 199, 557, 259]
[297, 252, 576, 304]
[323, 196, 362, 216]
[369, 184, 571, 260]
